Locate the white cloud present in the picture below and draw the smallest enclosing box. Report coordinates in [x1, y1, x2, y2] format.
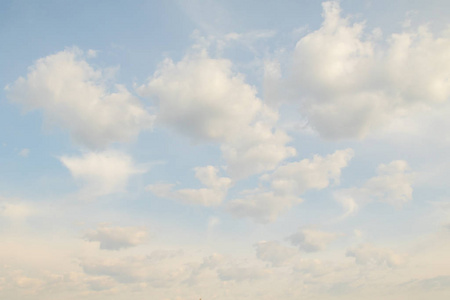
[6, 48, 153, 149]
[139, 50, 295, 178]
[147, 166, 231, 206]
[254, 241, 298, 266]
[346, 244, 406, 267]
[18, 148, 30, 157]
[60, 150, 145, 198]
[364, 160, 414, 206]
[335, 160, 414, 216]
[228, 192, 300, 224]
[228, 149, 353, 223]
[288, 228, 339, 252]
[287, 1, 450, 139]
[139, 51, 261, 142]
[84, 224, 148, 250]
[221, 123, 296, 179]
[266, 148, 354, 195]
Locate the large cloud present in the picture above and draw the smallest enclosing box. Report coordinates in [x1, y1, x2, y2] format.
[6, 48, 153, 149]
[288, 1, 450, 139]
[139, 50, 295, 178]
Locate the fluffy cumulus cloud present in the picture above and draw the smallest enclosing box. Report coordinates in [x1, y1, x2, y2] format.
[147, 165, 231, 206]
[139, 50, 295, 178]
[228, 149, 353, 223]
[335, 160, 414, 217]
[6, 48, 153, 149]
[254, 241, 298, 266]
[288, 1, 450, 139]
[265, 148, 354, 195]
[84, 224, 148, 250]
[60, 150, 145, 198]
[346, 244, 406, 267]
[288, 228, 339, 252]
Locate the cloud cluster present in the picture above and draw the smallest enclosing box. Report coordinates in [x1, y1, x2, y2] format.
[6, 48, 153, 149]
[288, 1, 450, 139]
[139, 50, 295, 178]
[335, 160, 414, 217]
[147, 166, 231, 206]
[228, 149, 354, 223]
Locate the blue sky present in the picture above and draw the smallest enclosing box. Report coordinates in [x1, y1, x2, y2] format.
[2, 0, 450, 299]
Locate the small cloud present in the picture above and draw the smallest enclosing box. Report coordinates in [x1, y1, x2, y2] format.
[353, 229, 363, 238]
[60, 150, 145, 199]
[86, 49, 98, 58]
[18, 148, 30, 157]
[84, 224, 148, 250]
[207, 216, 220, 232]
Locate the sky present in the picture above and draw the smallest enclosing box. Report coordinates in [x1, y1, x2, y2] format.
[1, 0, 450, 299]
